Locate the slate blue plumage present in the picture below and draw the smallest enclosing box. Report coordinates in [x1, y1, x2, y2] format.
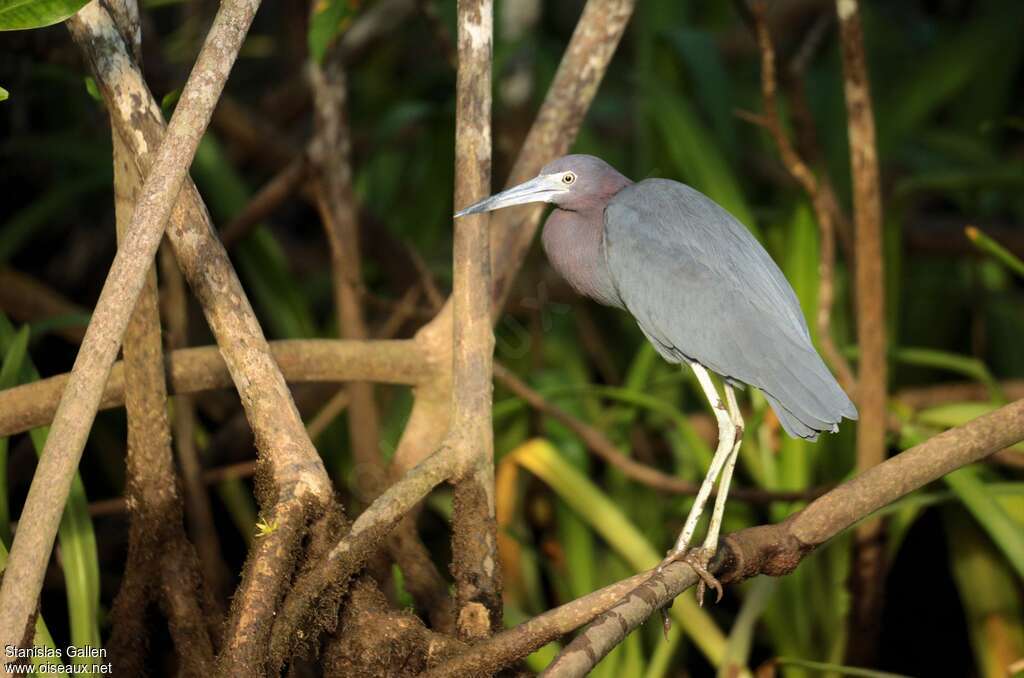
[604, 178, 858, 438]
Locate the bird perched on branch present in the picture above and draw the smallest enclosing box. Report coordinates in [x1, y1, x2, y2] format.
[455, 154, 857, 602]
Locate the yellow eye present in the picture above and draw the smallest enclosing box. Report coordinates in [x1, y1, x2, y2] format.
[562, 172, 576, 185]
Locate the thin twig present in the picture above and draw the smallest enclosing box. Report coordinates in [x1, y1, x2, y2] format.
[0, 269, 88, 344]
[309, 50, 383, 500]
[219, 156, 308, 247]
[749, 1, 856, 394]
[493, 363, 829, 503]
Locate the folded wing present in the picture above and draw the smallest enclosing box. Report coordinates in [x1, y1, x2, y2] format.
[604, 179, 857, 439]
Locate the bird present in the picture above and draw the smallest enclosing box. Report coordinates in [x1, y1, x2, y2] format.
[454, 154, 857, 602]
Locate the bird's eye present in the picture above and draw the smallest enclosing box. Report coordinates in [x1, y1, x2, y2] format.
[562, 172, 576, 185]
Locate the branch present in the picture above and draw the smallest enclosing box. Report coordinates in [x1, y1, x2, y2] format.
[543, 398, 1024, 676]
[159, 244, 231, 608]
[448, 0, 501, 640]
[0, 0, 264, 653]
[267, 449, 455, 670]
[835, 0, 889, 663]
[309, 50, 383, 497]
[0, 269, 87, 344]
[0, 338, 426, 437]
[219, 156, 308, 247]
[420, 572, 652, 678]
[894, 380, 1024, 409]
[749, 1, 856, 394]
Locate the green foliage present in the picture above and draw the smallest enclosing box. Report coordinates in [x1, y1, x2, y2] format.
[944, 466, 1024, 581]
[0, 86, 8, 101]
[967, 226, 1024, 280]
[0, 0, 89, 31]
[83, 77, 100, 102]
[308, 0, 358, 63]
[0, 315, 101, 668]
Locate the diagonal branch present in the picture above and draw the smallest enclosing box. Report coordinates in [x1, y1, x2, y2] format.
[0, 0, 265, 654]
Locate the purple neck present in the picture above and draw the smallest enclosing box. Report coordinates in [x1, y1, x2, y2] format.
[541, 205, 623, 309]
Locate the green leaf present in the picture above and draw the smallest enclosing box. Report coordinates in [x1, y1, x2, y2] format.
[0, 86, 8, 102]
[944, 466, 1024, 582]
[944, 509, 1024, 678]
[967, 225, 1024, 280]
[0, 0, 90, 30]
[644, 90, 757, 238]
[773, 657, 913, 678]
[0, 325, 29, 545]
[161, 88, 181, 116]
[83, 76, 101, 102]
[308, 0, 357, 63]
[887, 347, 1004, 401]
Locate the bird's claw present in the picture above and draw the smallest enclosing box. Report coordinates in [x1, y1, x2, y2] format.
[659, 547, 723, 607]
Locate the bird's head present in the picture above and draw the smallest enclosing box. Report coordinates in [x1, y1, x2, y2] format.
[454, 154, 631, 217]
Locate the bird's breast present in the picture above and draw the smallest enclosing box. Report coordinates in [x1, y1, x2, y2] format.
[541, 209, 622, 308]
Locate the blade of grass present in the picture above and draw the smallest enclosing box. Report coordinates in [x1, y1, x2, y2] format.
[509, 438, 730, 670]
[943, 466, 1024, 581]
[0, 540, 63, 671]
[966, 225, 1024, 280]
[0, 316, 100, 664]
[773, 657, 913, 678]
[718, 578, 777, 678]
[944, 509, 1024, 678]
[643, 621, 682, 678]
[0, 325, 29, 545]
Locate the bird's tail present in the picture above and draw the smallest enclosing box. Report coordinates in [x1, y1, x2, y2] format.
[761, 350, 858, 441]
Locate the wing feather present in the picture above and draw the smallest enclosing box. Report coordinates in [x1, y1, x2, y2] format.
[604, 179, 857, 438]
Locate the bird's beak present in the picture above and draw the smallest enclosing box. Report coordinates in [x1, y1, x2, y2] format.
[454, 173, 567, 218]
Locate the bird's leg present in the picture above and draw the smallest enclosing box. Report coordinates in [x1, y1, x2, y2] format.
[690, 382, 744, 604]
[701, 383, 744, 553]
[660, 363, 735, 603]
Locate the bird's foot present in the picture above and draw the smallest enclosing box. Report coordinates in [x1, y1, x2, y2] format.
[659, 546, 723, 607]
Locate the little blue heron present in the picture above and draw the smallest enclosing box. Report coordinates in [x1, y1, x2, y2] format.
[455, 154, 857, 601]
